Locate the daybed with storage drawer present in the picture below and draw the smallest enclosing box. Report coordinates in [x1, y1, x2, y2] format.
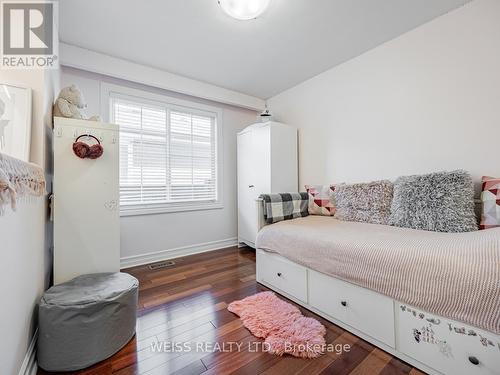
[255, 215, 500, 375]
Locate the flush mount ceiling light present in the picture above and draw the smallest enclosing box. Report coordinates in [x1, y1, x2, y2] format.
[218, 0, 271, 20]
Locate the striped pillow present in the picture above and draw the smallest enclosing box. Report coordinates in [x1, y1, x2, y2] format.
[480, 176, 500, 229]
[305, 185, 336, 216]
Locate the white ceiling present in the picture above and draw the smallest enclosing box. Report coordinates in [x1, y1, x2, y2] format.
[59, 0, 469, 99]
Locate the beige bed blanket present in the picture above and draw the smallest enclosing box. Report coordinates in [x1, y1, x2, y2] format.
[256, 216, 500, 335]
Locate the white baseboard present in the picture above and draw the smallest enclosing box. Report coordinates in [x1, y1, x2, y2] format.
[18, 329, 38, 375]
[120, 237, 238, 268]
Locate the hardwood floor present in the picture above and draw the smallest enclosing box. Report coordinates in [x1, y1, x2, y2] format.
[38, 247, 426, 375]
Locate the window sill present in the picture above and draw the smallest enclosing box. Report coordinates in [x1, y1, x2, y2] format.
[120, 201, 223, 217]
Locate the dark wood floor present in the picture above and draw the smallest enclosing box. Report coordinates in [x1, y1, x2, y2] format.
[39, 247, 425, 375]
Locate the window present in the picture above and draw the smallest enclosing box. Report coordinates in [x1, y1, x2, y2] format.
[107, 87, 222, 215]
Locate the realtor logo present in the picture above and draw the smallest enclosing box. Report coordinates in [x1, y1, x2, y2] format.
[1, 1, 58, 68]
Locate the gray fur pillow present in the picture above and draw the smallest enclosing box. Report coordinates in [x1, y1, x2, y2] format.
[389, 170, 478, 232]
[334, 180, 394, 225]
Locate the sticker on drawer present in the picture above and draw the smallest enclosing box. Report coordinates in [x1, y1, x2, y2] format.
[400, 304, 500, 352]
[398, 304, 500, 375]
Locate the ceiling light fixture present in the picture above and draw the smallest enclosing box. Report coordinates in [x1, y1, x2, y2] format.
[218, 0, 271, 20]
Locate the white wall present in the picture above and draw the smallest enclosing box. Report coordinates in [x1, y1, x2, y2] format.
[0, 67, 58, 374]
[60, 43, 265, 111]
[60, 67, 258, 266]
[268, 0, 500, 191]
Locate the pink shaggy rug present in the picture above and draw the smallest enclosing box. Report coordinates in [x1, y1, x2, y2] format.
[228, 291, 326, 358]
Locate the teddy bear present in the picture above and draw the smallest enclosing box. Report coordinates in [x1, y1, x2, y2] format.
[53, 84, 101, 121]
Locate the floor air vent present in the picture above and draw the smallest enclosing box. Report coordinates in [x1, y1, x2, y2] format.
[148, 261, 176, 270]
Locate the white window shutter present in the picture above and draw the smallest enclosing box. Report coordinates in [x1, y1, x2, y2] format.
[111, 95, 218, 209]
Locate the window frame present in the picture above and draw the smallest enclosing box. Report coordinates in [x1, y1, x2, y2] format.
[100, 82, 224, 216]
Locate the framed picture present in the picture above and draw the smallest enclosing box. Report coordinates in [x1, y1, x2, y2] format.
[0, 84, 32, 161]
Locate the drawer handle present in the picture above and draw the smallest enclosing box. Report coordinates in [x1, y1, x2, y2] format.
[248, 185, 255, 188]
[277, 272, 282, 277]
[468, 356, 480, 366]
[341, 301, 347, 307]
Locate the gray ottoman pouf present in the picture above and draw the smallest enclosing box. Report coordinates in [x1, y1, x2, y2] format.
[38, 272, 138, 372]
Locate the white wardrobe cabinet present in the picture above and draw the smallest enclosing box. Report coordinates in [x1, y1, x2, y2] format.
[237, 121, 298, 248]
[53, 117, 120, 284]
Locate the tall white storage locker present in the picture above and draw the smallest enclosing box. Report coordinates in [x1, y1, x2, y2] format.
[237, 121, 298, 248]
[53, 117, 120, 284]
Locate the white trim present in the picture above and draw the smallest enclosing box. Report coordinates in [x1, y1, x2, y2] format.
[120, 238, 238, 268]
[100, 82, 225, 216]
[60, 43, 265, 111]
[100, 83, 226, 119]
[120, 201, 223, 216]
[18, 329, 38, 375]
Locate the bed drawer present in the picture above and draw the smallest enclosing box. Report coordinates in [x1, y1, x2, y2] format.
[309, 270, 395, 348]
[397, 304, 500, 375]
[256, 250, 307, 303]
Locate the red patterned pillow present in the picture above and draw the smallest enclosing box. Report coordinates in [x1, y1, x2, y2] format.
[305, 185, 335, 216]
[480, 176, 500, 229]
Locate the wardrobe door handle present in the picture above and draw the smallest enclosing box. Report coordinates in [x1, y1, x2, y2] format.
[341, 301, 347, 307]
[468, 356, 479, 366]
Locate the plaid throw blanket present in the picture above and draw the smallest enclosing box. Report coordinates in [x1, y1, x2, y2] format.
[260, 193, 309, 224]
